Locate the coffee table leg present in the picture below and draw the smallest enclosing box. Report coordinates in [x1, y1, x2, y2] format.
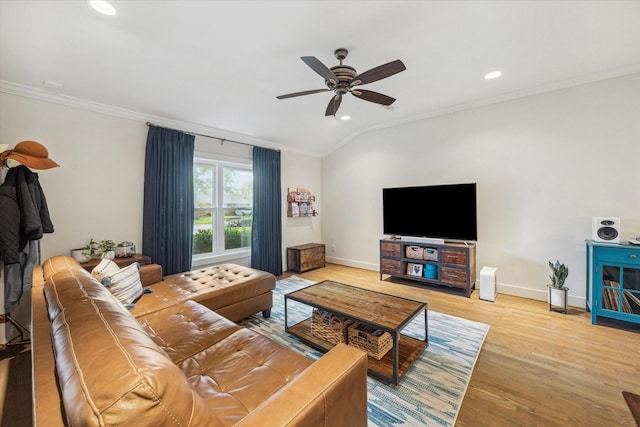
[424, 307, 429, 346]
[284, 297, 289, 332]
[392, 332, 399, 385]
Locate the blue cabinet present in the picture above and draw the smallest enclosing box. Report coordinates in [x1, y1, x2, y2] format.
[586, 240, 640, 325]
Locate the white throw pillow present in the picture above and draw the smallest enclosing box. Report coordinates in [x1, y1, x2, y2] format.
[101, 262, 143, 306]
[91, 258, 120, 282]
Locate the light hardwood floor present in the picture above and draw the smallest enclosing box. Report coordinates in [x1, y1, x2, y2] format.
[2, 262, 638, 426]
[293, 263, 640, 427]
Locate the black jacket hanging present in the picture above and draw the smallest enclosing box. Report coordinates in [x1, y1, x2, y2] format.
[0, 165, 54, 264]
[1, 165, 54, 308]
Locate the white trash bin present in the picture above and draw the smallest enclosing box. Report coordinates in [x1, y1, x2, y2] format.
[480, 266, 497, 301]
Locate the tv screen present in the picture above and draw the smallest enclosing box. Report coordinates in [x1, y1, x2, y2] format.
[382, 183, 477, 241]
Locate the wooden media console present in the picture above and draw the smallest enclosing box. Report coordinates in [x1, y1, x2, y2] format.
[380, 238, 476, 297]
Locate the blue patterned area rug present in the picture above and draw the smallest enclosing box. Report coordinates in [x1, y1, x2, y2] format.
[238, 276, 489, 427]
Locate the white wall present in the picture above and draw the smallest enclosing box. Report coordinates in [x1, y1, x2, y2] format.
[0, 93, 148, 260]
[322, 73, 640, 307]
[281, 150, 323, 261]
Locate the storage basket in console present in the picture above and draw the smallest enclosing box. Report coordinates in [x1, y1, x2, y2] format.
[405, 246, 424, 259]
[423, 248, 438, 261]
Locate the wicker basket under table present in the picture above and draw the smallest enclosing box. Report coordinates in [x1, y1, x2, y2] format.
[310, 309, 353, 345]
[347, 322, 393, 360]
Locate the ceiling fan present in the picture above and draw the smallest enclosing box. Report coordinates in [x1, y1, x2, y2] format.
[277, 48, 406, 117]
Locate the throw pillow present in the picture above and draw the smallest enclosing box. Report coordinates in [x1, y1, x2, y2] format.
[101, 262, 143, 306]
[91, 258, 120, 282]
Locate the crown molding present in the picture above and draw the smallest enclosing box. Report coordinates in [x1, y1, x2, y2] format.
[0, 80, 294, 154]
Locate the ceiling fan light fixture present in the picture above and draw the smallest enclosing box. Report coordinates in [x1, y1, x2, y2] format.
[340, 115, 351, 121]
[485, 70, 502, 80]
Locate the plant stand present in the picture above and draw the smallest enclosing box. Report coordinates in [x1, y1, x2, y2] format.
[548, 286, 569, 314]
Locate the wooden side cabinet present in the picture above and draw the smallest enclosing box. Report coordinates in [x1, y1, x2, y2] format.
[380, 239, 476, 297]
[287, 243, 326, 273]
[80, 254, 151, 272]
[586, 240, 640, 325]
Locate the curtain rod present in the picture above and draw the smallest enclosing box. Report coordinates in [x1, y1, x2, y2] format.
[146, 122, 278, 151]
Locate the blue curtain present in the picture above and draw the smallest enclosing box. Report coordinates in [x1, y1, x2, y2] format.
[251, 147, 282, 275]
[142, 126, 194, 275]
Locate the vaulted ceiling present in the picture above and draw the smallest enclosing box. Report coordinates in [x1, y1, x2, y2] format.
[1, 1, 639, 157]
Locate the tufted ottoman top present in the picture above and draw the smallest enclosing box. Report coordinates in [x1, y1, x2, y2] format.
[129, 263, 276, 319]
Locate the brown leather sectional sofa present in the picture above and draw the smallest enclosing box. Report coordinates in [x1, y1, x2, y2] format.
[32, 256, 368, 426]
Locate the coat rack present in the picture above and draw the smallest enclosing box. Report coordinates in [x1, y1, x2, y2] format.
[0, 140, 59, 348]
[1, 314, 30, 347]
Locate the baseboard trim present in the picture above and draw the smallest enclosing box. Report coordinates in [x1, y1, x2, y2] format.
[326, 257, 586, 308]
[325, 256, 378, 272]
[497, 282, 585, 308]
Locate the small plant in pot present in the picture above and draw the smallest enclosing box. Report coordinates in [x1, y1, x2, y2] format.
[80, 238, 101, 259]
[69, 247, 91, 263]
[98, 239, 116, 259]
[548, 260, 569, 312]
[80, 238, 116, 259]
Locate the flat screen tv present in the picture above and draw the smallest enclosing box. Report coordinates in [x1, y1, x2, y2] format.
[382, 183, 477, 241]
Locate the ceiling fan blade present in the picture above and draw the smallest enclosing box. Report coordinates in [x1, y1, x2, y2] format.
[352, 59, 406, 86]
[277, 88, 330, 100]
[352, 89, 396, 105]
[325, 95, 342, 116]
[301, 56, 339, 84]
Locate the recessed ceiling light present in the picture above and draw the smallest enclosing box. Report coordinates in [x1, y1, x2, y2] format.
[90, 0, 116, 16]
[340, 115, 351, 121]
[485, 70, 502, 80]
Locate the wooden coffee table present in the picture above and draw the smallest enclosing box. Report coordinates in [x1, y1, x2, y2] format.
[284, 280, 428, 385]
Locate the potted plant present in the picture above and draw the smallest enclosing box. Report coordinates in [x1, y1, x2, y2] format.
[79, 238, 116, 259]
[80, 238, 101, 259]
[69, 247, 91, 263]
[98, 239, 116, 259]
[548, 260, 569, 312]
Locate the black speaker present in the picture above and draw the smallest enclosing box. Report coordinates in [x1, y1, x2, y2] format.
[592, 217, 620, 243]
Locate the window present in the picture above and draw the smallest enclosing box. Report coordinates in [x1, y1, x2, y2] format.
[193, 158, 252, 260]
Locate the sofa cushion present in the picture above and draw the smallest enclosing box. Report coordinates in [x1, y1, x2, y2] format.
[90, 258, 120, 281]
[139, 299, 314, 425]
[181, 327, 313, 423]
[101, 262, 143, 306]
[138, 300, 242, 364]
[128, 263, 276, 319]
[42, 255, 83, 282]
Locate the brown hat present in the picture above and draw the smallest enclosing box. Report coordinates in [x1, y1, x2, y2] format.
[2, 140, 59, 169]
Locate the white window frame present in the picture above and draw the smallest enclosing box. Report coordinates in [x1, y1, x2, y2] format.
[192, 153, 252, 268]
